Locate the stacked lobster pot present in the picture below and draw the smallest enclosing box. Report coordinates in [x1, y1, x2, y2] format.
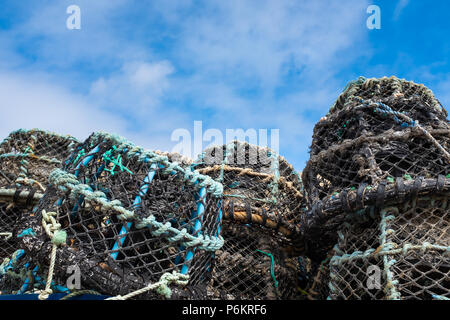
[1, 132, 224, 299]
[192, 141, 309, 300]
[301, 76, 450, 300]
[0, 129, 79, 289]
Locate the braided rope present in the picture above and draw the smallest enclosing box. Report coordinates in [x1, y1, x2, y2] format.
[355, 97, 450, 162]
[331, 76, 446, 115]
[0, 249, 25, 276]
[105, 271, 189, 300]
[0, 232, 13, 241]
[38, 210, 67, 300]
[48, 169, 224, 251]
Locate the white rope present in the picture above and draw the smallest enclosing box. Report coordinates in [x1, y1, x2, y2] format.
[106, 271, 189, 300]
[38, 210, 67, 300]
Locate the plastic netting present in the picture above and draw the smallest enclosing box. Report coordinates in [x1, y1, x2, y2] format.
[328, 181, 449, 300]
[193, 141, 305, 237]
[1, 75, 448, 301]
[0, 131, 224, 299]
[301, 76, 449, 259]
[0, 129, 79, 266]
[301, 77, 449, 300]
[303, 76, 448, 208]
[192, 141, 308, 299]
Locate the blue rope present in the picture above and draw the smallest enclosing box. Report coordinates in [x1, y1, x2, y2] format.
[355, 97, 416, 128]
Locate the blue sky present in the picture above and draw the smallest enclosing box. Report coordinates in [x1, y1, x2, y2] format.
[0, 0, 449, 171]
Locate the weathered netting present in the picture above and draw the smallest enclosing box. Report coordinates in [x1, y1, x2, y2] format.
[328, 181, 449, 300]
[303, 76, 449, 208]
[193, 141, 304, 238]
[2, 76, 447, 301]
[301, 77, 449, 300]
[1, 131, 224, 299]
[192, 141, 307, 299]
[0, 129, 79, 266]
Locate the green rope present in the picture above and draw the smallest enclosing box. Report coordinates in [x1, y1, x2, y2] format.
[103, 146, 133, 176]
[256, 249, 279, 288]
[21, 146, 31, 163]
[73, 149, 85, 165]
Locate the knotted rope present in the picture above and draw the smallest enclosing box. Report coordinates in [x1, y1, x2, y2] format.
[38, 210, 67, 300]
[105, 271, 189, 300]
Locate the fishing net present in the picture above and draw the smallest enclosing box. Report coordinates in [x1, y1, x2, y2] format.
[192, 141, 307, 299]
[303, 76, 448, 208]
[301, 76, 449, 258]
[300, 76, 450, 300]
[1, 132, 224, 299]
[0, 129, 79, 266]
[328, 178, 449, 300]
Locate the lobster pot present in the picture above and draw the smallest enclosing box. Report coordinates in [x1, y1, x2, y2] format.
[207, 221, 301, 300]
[0, 129, 78, 264]
[325, 176, 450, 300]
[194, 141, 305, 238]
[302, 76, 449, 207]
[3, 132, 223, 299]
[194, 141, 307, 299]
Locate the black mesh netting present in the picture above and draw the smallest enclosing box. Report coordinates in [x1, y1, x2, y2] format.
[303, 76, 449, 208]
[300, 76, 450, 300]
[0, 129, 79, 266]
[192, 141, 309, 299]
[1, 76, 449, 300]
[328, 190, 449, 300]
[0, 132, 223, 299]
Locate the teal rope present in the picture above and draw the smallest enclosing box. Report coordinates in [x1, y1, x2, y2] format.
[48, 168, 224, 251]
[256, 250, 279, 288]
[17, 228, 36, 238]
[102, 146, 133, 175]
[432, 294, 449, 300]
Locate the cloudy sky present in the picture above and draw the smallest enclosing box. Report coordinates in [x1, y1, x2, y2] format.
[0, 0, 449, 171]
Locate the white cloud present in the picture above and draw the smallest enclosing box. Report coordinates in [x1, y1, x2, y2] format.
[129, 61, 174, 89]
[89, 60, 175, 117]
[0, 71, 128, 141]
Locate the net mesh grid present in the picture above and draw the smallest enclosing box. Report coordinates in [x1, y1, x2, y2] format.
[0, 129, 79, 265]
[192, 141, 308, 300]
[300, 76, 449, 300]
[1, 131, 223, 299]
[327, 193, 449, 300]
[206, 221, 301, 300]
[303, 76, 449, 208]
[1, 76, 449, 300]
